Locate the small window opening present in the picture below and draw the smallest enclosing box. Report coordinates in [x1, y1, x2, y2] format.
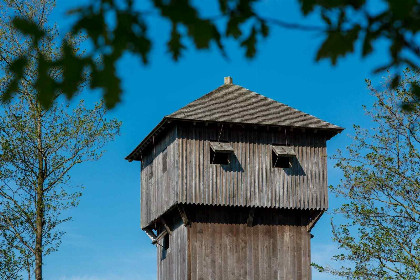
[210, 142, 234, 165]
[272, 151, 292, 168]
[272, 145, 295, 168]
[161, 233, 169, 260]
[210, 149, 230, 164]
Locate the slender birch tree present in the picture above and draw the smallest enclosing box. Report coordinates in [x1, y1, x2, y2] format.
[0, 1, 121, 279]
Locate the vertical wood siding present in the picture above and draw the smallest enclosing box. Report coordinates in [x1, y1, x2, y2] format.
[140, 123, 329, 228]
[188, 222, 311, 280]
[141, 127, 178, 228]
[177, 125, 328, 211]
[157, 224, 188, 280]
[154, 206, 313, 280]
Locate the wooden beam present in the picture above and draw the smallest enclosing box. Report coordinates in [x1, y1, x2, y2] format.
[143, 227, 157, 241]
[177, 204, 190, 226]
[152, 229, 168, 245]
[307, 211, 324, 232]
[161, 217, 172, 235]
[247, 209, 255, 227]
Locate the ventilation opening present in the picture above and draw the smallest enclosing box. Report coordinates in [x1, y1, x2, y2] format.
[272, 151, 292, 168]
[161, 234, 169, 260]
[272, 145, 295, 168]
[210, 149, 230, 164]
[210, 142, 233, 165]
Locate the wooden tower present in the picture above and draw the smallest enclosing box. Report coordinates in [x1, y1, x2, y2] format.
[126, 77, 343, 280]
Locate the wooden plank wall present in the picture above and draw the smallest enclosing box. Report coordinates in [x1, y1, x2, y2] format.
[157, 224, 188, 280]
[141, 127, 178, 228]
[155, 206, 312, 280]
[177, 124, 328, 211]
[188, 222, 311, 280]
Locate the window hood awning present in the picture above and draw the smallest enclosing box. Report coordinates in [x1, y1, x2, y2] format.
[272, 145, 296, 157]
[210, 142, 234, 153]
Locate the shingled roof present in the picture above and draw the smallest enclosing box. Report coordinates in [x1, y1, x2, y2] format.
[126, 78, 343, 161]
[168, 83, 342, 129]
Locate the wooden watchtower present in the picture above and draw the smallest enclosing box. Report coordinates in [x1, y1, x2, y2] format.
[126, 77, 343, 280]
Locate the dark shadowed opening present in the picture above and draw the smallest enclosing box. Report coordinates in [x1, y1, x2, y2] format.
[272, 151, 292, 168]
[210, 149, 230, 165]
[161, 234, 169, 260]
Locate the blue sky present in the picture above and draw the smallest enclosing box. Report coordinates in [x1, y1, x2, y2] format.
[44, 1, 387, 279]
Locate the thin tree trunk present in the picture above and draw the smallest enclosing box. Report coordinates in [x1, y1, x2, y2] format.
[27, 258, 32, 280]
[35, 106, 44, 280]
[35, 178, 44, 280]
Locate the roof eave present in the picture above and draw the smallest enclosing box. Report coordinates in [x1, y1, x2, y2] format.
[125, 117, 344, 162]
[125, 117, 171, 162]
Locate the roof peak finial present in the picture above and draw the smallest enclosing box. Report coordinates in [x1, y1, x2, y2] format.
[224, 76, 233, 85]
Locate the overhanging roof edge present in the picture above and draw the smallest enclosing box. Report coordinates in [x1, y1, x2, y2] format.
[125, 117, 343, 162]
[125, 117, 170, 161]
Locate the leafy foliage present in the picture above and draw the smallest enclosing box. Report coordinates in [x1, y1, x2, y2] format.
[0, 1, 121, 278]
[316, 69, 420, 279]
[2, 0, 420, 109]
[0, 229, 23, 280]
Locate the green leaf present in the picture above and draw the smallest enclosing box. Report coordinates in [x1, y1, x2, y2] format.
[260, 21, 269, 38]
[12, 17, 45, 43]
[2, 80, 19, 103]
[316, 25, 361, 65]
[114, 12, 151, 63]
[60, 40, 87, 99]
[2, 56, 28, 103]
[390, 75, 400, 89]
[90, 55, 122, 109]
[387, 0, 416, 19]
[298, 0, 316, 15]
[167, 24, 185, 61]
[187, 20, 218, 49]
[241, 26, 257, 58]
[9, 56, 28, 78]
[72, 10, 107, 48]
[218, 0, 228, 13]
[226, 17, 243, 39]
[362, 31, 374, 57]
[35, 54, 58, 109]
[411, 82, 420, 99]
